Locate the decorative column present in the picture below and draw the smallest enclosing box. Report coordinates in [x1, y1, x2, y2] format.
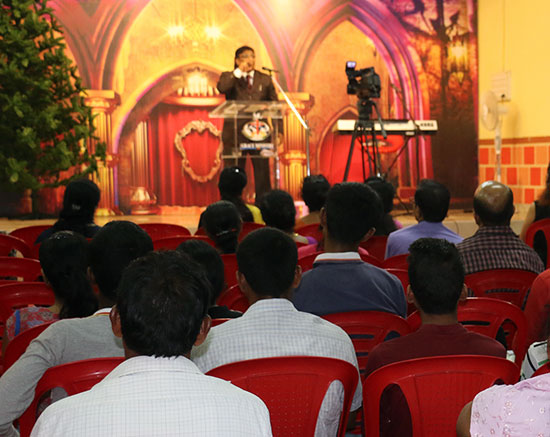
[83, 90, 121, 216]
[278, 92, 314, 198]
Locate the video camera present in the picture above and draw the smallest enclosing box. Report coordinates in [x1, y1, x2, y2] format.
[345, 61, 381, 98]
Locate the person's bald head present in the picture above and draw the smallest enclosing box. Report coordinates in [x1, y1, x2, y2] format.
[473, 181, 515, 226]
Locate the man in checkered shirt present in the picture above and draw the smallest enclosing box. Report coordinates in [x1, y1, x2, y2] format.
[191, 227, 361, 437]
[457, 180, 544, 275]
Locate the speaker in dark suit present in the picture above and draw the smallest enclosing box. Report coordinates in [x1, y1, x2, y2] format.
[217, 46, 279, 202]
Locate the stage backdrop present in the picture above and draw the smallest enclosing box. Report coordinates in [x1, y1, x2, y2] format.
[42, 0, 477, 212]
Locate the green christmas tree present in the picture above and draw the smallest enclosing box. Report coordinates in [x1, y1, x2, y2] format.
[0, 0, 105, 212]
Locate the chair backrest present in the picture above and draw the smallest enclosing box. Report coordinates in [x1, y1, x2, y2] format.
[0, 257, 42, 281]
[359, 253, 382, 268]
[0, 234, 31, 258]
[221, 253, 239, 288]
[322, 311, 412, 374]
[3, 320, 56, 372]
[152, 235, 215, 250]
[9, 225, 51, 247]
[18, 357, 125, 436]
[295, 223, 323, 242]
[532, 361, 550, 377]
[207, 356, 358, 437]
[359, 236, 388, 262]
[525, 218, 550, 268]
[0, 282, 55, 323]
[385, 268, 415, 316]
[363, 355, 520, 437]
[382, 254, 409, 270]
[216, 284, 250, 313]
[239, 222, 265, 241]
[464, 269, 537, 308]
[138, 223, 191, 240]
[407, 297, 528, 366]
[297, 252, 323, 273]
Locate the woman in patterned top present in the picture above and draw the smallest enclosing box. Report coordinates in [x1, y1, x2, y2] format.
[2, 231, 98, 353]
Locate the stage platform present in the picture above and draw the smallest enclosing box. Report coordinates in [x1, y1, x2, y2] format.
[0, 204, 530, 239]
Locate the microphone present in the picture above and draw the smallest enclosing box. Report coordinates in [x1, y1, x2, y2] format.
[262, 66, 279, 73]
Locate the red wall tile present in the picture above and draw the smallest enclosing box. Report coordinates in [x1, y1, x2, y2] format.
[506, 167, 517, 185]
[524, 188, 535, 204]
[486, 167, 495, 181]
[531, 167, 542, 186]
[479, 148, 489, 165]
[501, 147, 511, 164]
[524, 146, 535, 164]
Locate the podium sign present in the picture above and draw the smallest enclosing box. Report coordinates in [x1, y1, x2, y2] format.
[210, 100, 284, 158]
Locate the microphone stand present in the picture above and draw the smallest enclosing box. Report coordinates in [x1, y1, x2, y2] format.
[263, 67, 311, 176]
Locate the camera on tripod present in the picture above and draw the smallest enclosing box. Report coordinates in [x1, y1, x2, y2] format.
[345, 61, 381, 98]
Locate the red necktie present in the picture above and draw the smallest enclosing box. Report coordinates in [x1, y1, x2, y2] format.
[247, 74, 253, 90]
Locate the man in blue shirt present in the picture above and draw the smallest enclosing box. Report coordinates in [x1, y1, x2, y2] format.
[292, 182, 406, 317]
[385, 179, 462, 259]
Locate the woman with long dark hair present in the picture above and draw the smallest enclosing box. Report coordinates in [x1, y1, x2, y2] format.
[3, 231, 98, 352]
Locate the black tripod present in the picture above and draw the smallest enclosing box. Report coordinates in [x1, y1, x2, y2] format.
[343, 97, 387, 181]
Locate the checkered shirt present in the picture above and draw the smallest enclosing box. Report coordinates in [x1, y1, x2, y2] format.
[457, 226, 544, 275]
[31, 356, 272, 436]
[191, 298, 362, 437]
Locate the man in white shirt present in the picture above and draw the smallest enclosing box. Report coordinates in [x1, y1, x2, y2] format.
[0, 220, 153, 437]
[191, 227, 361, 437]
[32, 250, 272, 436]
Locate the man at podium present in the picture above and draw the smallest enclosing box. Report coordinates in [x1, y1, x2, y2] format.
[217, 45, 278, 201]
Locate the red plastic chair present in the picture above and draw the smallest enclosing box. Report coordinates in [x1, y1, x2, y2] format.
[363, 355, 520, 437]
[532, 362, 550, 377]
[382, 254, 409, 270]
[525, 218, 550, 268]
[359, 253, 382, 268]
[464, 269, 537, 308]
[0, 282, 55, 323]
[0, 257, 42, 281]
[3, 320, 56, 372]
[407, 297, 528, 366]
[9, 225, 51, 247]
[385, 268, 415, 316]
[239, 222, 265, 241]
[359, 236, 388, 262]
[153, 235, 215, 250]
[0, 234, 31, 258]
[297, 252, 323, 273]
[211, 318, 232, 327]
[221, 253, 238, 288]
[138, 223, 191, 240]
[18, 357, 125, 436]
[216, 284, 250, 313]
[322, 311, 412, 375]
[207, 356, 359, 437]
[295, 223, 323, 242]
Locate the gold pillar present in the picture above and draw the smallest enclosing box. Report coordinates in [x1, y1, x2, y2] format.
[83, 90, 121, 216]
[277, 92, 314, 198]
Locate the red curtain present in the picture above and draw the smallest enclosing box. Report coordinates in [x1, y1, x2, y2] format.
[147, 103, 223, 206]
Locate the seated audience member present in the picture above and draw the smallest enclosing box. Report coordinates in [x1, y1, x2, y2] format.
[457, 180, 544, 275]
[0, 221, 153, 437]
[178, 239, 241, 319]
[199, 200, 242, 254]
[365, 176, 400, 235]
[31, 251, 271, 436]
[292, 182, 406, 317]
[36, 178, 101, 243]
[365, 238, 506, 437]
[218, 166, 263, 224]
[192, 227, 361, 436]
[385, 179, 462, 258]
[457, 373, 550, 437]
[520, 162, 550, 265]
[3, 231, 98, 353]
[295, 174, 330, 228]
[523, 268, 550, 346]
[259, 189, 313, 245]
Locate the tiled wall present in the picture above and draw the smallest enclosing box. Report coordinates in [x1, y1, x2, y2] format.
[478, 138, 550, 204]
